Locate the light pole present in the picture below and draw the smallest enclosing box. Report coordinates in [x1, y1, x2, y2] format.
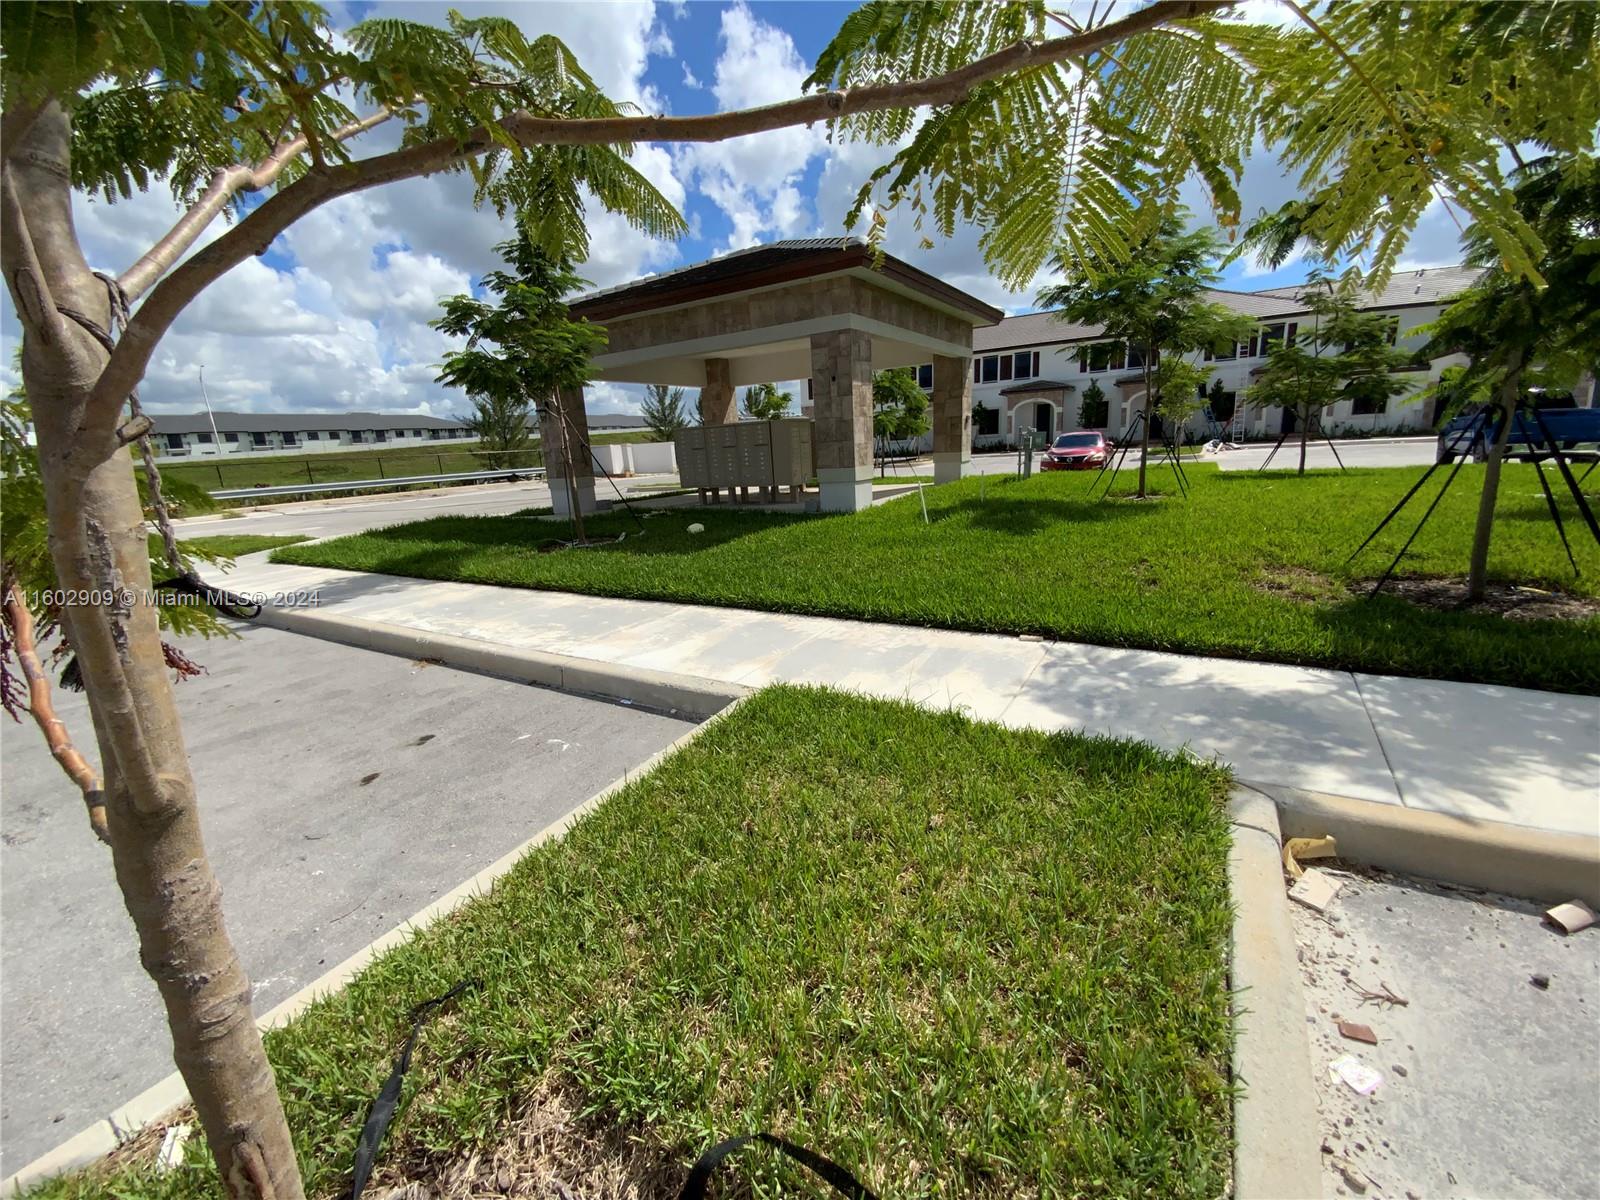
[198, 365, 222, 454]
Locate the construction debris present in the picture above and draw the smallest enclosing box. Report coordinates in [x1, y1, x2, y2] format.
[1289, 866, 1343, 913]
[1282, 834, 1338, 881]
[1543, 900, 1598, 935]
[155, 1123, 192, 1172]
[1329, 1054, 1383, 1096]
[1337, 1020, 1379, 1045]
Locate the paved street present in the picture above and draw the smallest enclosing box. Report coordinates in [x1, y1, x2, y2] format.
[204, 557, 1600, 841]
[1208, 437, 1437, 471]
[0, 625, 693, 1173]
[172, 473, 679, 543]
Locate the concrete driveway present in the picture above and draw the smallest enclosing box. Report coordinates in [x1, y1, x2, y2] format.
[0, 625, 694, 1173]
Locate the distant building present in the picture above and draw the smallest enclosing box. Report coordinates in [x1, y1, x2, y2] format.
[967, 265, 1493, 445]
[586, 412, 650, 433]
[149, 411, 470, 458]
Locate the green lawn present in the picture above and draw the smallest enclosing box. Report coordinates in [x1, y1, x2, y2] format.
[275, 462, 1600, 693]
[158, 432, 652, 493]
[38, 687, 1233, 1199]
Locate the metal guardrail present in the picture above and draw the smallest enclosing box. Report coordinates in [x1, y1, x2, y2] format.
[209, 466, 545, 501]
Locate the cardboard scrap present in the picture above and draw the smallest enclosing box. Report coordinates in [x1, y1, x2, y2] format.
[1282, 834, 1338, 880]
[1544, 900, 1598, 935]
[1329, 1054, 1383, 1095]
[1289, 866, 1343, 913]
[1338, 1020, 1379, 1045]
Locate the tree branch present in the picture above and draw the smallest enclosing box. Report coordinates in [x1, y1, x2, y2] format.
[4, 583, 110, 843]
[90, 0, 1228, 430]
[1, 166, 70, 347]
[117, 107, 396, 302]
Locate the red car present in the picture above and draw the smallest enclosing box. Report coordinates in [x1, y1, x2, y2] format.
[1038, 431, 1110, 470]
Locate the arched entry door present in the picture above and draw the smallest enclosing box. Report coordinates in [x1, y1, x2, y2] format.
[1032, 401, 1053, 437]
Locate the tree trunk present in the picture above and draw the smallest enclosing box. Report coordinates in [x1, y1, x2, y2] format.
[1298, 412, 1309, 475]
[1466, 356, 1523, 602]
[7, 105, 303, 1199]
[1136, 353, 1155, 498]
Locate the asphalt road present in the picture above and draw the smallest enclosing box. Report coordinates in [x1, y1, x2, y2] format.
[172, 473, 680, 544]
[0, 624, 694, 1173]
[1208, 437, 1437, 471]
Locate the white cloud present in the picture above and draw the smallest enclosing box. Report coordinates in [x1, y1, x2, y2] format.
[682, 63, 704, 90]
[676, 3, 825, 252]
[2, 2, 692, 423]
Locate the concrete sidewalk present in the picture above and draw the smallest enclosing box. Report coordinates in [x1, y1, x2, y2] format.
[204, 556, 1600, 839]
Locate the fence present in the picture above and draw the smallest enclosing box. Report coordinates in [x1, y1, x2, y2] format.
[163, 447, 544, 493]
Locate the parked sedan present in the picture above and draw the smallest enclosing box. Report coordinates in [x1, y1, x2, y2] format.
[1038, 431, 1110, 470]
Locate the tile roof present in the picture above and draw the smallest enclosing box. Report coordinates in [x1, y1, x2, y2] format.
[999, 378, 1077, 395]
[570, 238, 1003, 325]
[972, 265, 1482, 353]
[149, 411, 464, 435]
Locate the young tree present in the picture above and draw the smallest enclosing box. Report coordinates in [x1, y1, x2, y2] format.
[2, 1, 1593, 1192]
[1420, 155, 1600, 600]
[433, 229, 602, 474]
[639, 383, 690, 441]
[872, 367, 931, 446]
[1078, 378, 1109, 429]
[1038, 213, 1252, 496]
[1152, 357, 1214, 444]
[456, 391, 538, 468]
[1244, 272, 1414, 474]
[740, 382, 793, 421]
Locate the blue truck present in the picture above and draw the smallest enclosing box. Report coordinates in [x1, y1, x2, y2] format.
[1436, 405, 1600, 464]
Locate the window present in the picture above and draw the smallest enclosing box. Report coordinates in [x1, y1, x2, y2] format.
[999, 354, 1013, 381]
[196, 432, 212, 444]
[251, 432, 268, 447]
[224, 432, 239, 444]
[1127, 344, 1147, 370]
[1077, 341, 1126, 373]
[412, 429, 424, 438]
[974, 406, 1000, 436]
[281, 432, 298, 447]
[916, 363, 933, 389]
[980, 356, 999, 383]
[166, 433, 184, 451]
[305, 431, 319, 441]
[374, 429, 387, 442]
[1350, 393, 1388, 416]
[1012, 351, 1036, 380]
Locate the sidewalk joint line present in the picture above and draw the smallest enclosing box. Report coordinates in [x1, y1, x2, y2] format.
[1350, 672, 1408, 809]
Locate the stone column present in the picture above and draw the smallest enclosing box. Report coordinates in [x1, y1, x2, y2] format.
[810, 329, 873, 512]
[540, 385, 596, 517]
[699, 357, 736, 425]
[931, 353, 973, 484]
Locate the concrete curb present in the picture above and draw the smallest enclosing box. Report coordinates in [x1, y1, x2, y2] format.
[1247, 780, 1600, 907]
[1228, 787, 1325, 1200]
[2, 697, 750, 1195]
[254, 606, 747, 720]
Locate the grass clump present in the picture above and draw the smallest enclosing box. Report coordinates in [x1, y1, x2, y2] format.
[276, 463, 1600, 693]
[34, 687, 1234, 1200]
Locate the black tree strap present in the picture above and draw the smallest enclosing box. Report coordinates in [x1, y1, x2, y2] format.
[349, 979, 481, 1200]
[150, 572, 263, 620]
[679, 1132, 879, 1200]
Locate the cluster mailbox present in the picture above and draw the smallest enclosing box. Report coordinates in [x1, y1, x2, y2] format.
[674, 418, 815, 502]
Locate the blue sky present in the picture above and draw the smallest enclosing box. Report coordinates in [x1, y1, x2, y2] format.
[2, 1, 1468, 418]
